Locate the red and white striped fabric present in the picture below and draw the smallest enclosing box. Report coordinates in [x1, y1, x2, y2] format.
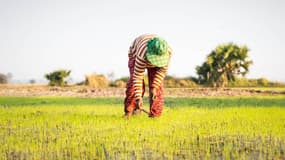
[128, 34, 172, 100]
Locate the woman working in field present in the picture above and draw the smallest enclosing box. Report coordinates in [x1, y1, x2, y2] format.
[124, 34, 172, 118]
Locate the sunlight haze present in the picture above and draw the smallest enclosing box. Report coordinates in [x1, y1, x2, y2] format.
[0, 0, 285, 83]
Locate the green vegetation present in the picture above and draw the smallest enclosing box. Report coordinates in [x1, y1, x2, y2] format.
[228, 77, 285, 88]
[163, 76, 198, 88]
[0, 73, 8, 84]
[45, 69, 71, 86]
[196, 43, 253, 87]
[107, 75, 285, 88]
[0, 96, 285, 108]
[0, 96, 285, 159]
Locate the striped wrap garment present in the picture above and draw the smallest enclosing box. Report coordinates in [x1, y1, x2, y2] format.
[128, 34, 172, 100]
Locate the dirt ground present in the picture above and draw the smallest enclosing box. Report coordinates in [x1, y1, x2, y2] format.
[0, 84, 284, 97]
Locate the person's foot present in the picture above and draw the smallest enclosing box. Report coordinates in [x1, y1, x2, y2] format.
[123, 112, 132, 118]
[133, 109, 141, 115]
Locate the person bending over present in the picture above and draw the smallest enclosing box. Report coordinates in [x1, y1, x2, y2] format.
[124, 34, 172, 118]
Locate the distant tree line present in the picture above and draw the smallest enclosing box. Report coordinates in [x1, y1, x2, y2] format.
[2, 42, 285, 88]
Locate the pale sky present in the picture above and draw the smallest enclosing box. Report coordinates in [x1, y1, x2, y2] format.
[1, 0, 285, 83]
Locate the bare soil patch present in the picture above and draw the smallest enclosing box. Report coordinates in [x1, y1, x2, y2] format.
[0, 84, 284, 97]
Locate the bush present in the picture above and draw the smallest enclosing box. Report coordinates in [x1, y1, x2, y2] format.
[257, 78, 269, 86]
[45, 70, 71, 86]
[111, 75, 199, 88]
[85, 74, 109, 88]
[0, 73, 8, 84]
[164, 76, 198, 88]
[29, 79, 36, 84]
[110, 80, 126, 88]
[228, 77, 285, 87]
[116, 76, 129, 83]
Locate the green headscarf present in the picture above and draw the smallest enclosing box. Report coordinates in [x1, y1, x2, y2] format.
[146, 37, 169, 67]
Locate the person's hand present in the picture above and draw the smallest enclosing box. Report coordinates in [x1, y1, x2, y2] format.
[136, 98, 143, 110]
[150, 88, 157, 101]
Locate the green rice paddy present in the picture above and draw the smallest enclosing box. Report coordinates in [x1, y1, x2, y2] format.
[0, 96, 284, 159]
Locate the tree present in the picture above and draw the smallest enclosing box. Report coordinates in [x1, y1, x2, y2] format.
[45, 69, 71, 86]
[29, 79, 36, 84]
[0, 73, 8, 84]
[196, 43, 253, 87]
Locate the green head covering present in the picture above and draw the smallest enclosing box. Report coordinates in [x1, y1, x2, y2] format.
[146, 37, 169, 67]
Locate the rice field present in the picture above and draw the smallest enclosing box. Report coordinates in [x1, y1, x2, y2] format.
[0, 96, 285, 159]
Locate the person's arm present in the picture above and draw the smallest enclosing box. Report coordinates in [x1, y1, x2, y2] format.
[151, 66, 168, 90]
[128, 38, 138, 58]
[133, 56, 146, 101]
[150, 48, 172, 99]
[151, 48, 172, 90]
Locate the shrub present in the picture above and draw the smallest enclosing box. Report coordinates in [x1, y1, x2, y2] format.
[0, 73, 8, 84]
[110, 80, 126, 88]
[29, 79, 36, 84]
[164, 76, 198, 88]
[85, 74, 109, 88]
[45, 70, 71, 86]
[116, 76, 129, 83]
[257, 78, 269, 86]
[228, 77, 285, 87]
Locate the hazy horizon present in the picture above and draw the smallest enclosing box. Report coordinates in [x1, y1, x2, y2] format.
[1, 0, 285, 83]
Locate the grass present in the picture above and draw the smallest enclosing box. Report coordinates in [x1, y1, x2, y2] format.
[0, 96, 285, 159]
[1, 96, 285, 107]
